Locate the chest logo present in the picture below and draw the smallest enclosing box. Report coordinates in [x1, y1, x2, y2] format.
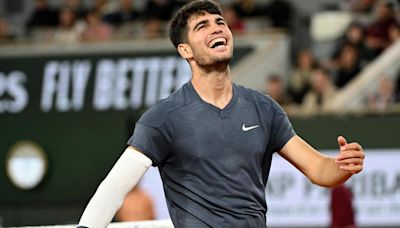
[242, 124, 259, 131]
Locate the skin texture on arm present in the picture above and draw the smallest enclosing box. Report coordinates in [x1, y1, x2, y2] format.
[279, 135, 364, 187]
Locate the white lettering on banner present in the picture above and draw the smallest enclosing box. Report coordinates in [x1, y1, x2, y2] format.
[139, 150, 400, 226]
[92, 57, 190, 111]
[93, 59, 114, 110]
[266, 150, 400, 227]
[41, 60, 91, 112]
[72, 61, 91, 111]
[0, 71, 28, 113]
[40, 57, 190, 112]
[130, 59, 146, 109]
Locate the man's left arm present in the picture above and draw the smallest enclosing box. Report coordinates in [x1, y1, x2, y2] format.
[278, 135, 365, 187]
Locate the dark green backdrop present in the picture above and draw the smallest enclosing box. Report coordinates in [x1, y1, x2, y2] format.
[1, 48, 399, 226]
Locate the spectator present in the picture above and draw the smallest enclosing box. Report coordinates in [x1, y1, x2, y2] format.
[365, 0, 399, 60]
[26, 0, 59, 31]
[288, 50, 315, 104]
[115, 185, 155, 221]
[81, 10, 112, 42]
[301, 67, 337, 115]
[263, 0, 293, 29]
[53, 7, 83, 44]
[388, 24, 400, 43]
[142, 18, 163, 39]
[144, 0, 174, 21]
[334, 43, 361, 88]
[0, 19, 15, 44]
[330, 185, 356, 228]
[331, 23, 367, 66]
[223, 6, 245, 34]
[62, 0, 87, 20]
[233, 0, 257, 17]
[104, 0, 141, 27]
[368, 77, 398, 111]
[342, 0, 377, 14]
[265, 74, 291, 106]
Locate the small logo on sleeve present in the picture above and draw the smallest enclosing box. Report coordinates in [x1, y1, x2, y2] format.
[242, 124, 259, 131]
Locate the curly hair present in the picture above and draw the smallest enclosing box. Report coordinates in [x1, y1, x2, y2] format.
[168, 0, 222, 48]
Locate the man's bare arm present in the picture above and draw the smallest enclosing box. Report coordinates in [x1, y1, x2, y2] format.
[278, 135, 364, 187]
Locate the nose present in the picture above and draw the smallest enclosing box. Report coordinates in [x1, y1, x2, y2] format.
[211, 23, 223, 35]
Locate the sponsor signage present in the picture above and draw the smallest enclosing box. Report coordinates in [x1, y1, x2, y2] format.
[141, 149, 400, 226]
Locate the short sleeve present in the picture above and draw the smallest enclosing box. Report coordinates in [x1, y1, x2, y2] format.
[127, 122, 171, 167]
[270, 101, 296, 152]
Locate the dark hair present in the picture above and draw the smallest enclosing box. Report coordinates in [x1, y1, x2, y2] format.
[168, 0, 222, 48]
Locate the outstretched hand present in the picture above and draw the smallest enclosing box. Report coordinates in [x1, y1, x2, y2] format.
[336, 136, 365, 174]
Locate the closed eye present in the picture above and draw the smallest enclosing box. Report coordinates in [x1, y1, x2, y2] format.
[216, 18, 227, 25]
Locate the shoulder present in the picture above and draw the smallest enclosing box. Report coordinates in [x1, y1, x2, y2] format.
[236, 83, 279, 111]
[138, 83, 192, 127]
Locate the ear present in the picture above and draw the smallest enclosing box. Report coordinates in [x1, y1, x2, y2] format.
[177, 43, 193, 59]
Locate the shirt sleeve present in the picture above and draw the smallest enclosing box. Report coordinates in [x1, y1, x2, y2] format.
[270, 101, 296, 152]
[127, 122, 171, 167]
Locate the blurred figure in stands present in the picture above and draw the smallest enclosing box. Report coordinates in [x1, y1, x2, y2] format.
[334, 43, 361, 88]
[388, 24, 400, 43]
[331, 23, 367, 67]
[223, 6, 245, 34]
[144, 0, 174, 21]
[330, 184, 356, 228]
[233, 0, 257, 17]
[104, 0, 141, 27]
[142, 18, 163, 39]
[288, 50, 315, 104]
[342, 0, 376, 13]
[265, 74, 291, 106]
[0, 19, 15, 44]
[301, 67, 336, 115]
[81, 10, 112, 42]
[368, 77, 398, 112]
[263, 0, 293, 29]
[62, 0, 87, 20]
[365, 0, 399, 60]
[115, 185, 155, 221]
[53, 7, 83, 44]
[26, 0, 59, 31]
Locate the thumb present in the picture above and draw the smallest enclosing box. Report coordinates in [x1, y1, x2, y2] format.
[337, 136, 347, 148]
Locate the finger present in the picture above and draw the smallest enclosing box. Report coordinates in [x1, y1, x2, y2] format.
[337, 150, 365, 160]
[336, 158, 364, 165]
[337, 136, 347, 148]
[339, 164, 363, 173]
[341, 142, 363, 152]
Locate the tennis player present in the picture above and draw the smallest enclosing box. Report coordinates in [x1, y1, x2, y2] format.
[78, 1, 365, 227]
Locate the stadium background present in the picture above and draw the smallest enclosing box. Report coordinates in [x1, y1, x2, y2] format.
[0, 0, 400, 227]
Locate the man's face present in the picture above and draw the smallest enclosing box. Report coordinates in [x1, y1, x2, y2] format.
[184, 12, 233, 67]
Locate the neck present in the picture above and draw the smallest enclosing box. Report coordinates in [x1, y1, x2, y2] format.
[191, 64, 233, 109]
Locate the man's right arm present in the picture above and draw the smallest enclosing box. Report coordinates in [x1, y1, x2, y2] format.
[77, 146, 152, 228]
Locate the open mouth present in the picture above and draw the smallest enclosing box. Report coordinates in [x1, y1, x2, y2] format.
[208, 37, 227, 49]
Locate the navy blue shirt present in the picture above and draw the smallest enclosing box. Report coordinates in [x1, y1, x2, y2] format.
[127, 82, 295, 228]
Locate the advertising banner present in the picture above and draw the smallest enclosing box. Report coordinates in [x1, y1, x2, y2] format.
[141, 149, 400, 226]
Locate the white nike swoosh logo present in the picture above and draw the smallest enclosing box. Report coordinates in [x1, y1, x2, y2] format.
[242, 124, 259, 131]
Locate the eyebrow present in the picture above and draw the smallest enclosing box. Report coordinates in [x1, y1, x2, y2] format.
[193, 19, 208, 31]
[192, 16, 226, 31]
[216, 17, 226, 23]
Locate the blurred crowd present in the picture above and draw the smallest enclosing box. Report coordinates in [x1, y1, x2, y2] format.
[0, 0, 294, 44]
[264, 0, 400, 115]
[0, 0, 400, 114]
